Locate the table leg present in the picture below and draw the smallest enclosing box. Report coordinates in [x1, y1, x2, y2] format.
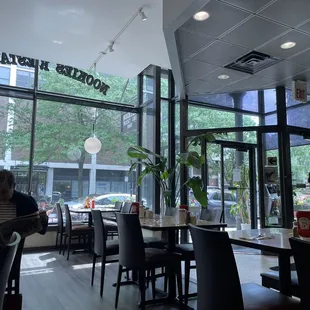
[167, 229, 177, 300]
[278, 253, 292, 296]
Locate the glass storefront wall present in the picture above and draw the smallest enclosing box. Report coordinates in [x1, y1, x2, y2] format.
[0, 51, 307, 231]
[0, 53, 141, 224]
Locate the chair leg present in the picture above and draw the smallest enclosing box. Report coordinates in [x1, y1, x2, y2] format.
[100, 256, 106, 297]
[67, 235, 71, 260]
[184, 259, 190, 305]
[146, 269, 151, 288]
[138, 270, 146, 310]
[151, 269, 156, 300]
[176, 261, 183, 303]
[63, 235, 67, 256]
[115, 265, 123, 309]
[59, 233, 63, 255]
[164, 268, 168, 293]
[91, 253, 97, 286]
[55, 231, 59, 249]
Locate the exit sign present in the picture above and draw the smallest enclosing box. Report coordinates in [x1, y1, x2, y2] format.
[293, 80, 307, 103]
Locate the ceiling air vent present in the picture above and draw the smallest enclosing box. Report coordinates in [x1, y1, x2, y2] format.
[224, 51, 281, 75]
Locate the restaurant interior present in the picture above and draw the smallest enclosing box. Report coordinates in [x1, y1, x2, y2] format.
[1, 0, 310, 309]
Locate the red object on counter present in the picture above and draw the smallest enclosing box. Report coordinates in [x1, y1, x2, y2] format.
[179, 205, 188, 211]
[131, 202, 140, 214]
[91, 199, 95, 209]
[296, 211, 310, 237]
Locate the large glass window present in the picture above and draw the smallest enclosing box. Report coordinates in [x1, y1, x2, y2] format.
[0, 96, 32, 194]
[188, 105, 259, 130]
[16, 69, 34, 88]
[38, 64, 138, 105]
[31, 100, 137, 223]
[0, 66, 10, 85]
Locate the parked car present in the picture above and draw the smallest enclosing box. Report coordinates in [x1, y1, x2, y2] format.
[66, 193, 136, 209]
[189, 189, 237, 225]
[208, 190, 236, 225]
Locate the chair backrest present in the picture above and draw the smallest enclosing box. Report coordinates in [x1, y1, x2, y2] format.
[115, 201, 123, 211]
[189, 225, 244, 310]
[0, 232, 21, 310]
[121, 202, 132, 214]
[289, 237, 310, 309]
[56, 203, 64, 232]
[64, 204, 72, 234]
[116, 213, 145, 270]
[91, 210, 107, 257]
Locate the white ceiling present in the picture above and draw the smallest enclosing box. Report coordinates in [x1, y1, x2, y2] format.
[0, 0, 170, 78]
[171, 0, 310, 96]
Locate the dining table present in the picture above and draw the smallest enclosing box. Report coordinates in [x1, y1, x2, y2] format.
[138, 215, 227, 308]
[69, 207, 120, 226]
[228, 228, 294, 296]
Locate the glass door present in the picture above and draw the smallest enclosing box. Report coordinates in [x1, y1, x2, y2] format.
[205, 142, 257, 230]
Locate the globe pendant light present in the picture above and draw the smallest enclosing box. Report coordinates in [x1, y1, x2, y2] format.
[84, 123, 102, 154]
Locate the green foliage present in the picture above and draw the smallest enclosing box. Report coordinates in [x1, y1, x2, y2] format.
[0, 67, 138, 197]
[229, 165, 250, 224]
[127, 133, 216, 208]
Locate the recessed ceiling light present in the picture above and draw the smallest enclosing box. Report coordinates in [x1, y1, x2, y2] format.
[53, 40, 62, 45]
[218, 74, 230, 80]
[193, 11, 210, 21]
[280, 41, 296, 49]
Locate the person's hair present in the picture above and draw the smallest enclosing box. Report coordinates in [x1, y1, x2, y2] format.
[0, 170, 15, 188]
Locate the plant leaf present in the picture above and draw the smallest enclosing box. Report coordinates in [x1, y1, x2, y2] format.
[128, 162, 138, 175]
[127, 146, 148, 159]
[186, 177, 208, 208]
[137, 167, 151, 186]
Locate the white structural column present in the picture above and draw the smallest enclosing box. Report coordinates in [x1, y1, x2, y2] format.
[46, 168, 54, 196]
[89, 154, 97, 194]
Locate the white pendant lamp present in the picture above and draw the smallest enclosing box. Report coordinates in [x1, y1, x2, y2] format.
[84, 123, 102, 154]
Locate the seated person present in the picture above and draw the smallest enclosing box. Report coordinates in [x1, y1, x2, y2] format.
[0, 170, 48, 244]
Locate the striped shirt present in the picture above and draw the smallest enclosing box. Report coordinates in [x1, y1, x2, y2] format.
[0, 203, 17, 224]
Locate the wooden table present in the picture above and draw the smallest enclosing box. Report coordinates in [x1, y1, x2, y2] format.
[140, 216, 227, 308]
[228, 228, 293, 296]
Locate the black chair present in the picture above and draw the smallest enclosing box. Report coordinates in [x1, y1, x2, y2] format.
[290, 237, 310, 310]
[63, 204, 93, 260]
[261, 270, 300, 297]
[189, 225, 300, 310]
[55, 203, 65, 254]
[0, 232, 21, 310]
[6, 238, 25, 295]
[91, 210, 119, 297]
[173, 209, 222, 304]
[115, 213, 182, 310]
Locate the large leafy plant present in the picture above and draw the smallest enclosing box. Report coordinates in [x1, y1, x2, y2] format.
[127, 133, 215, 208]
[230, 165, 250, 224]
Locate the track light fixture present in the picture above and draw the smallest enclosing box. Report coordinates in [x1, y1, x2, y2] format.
[139, 8, 147, 21]
[90, 6, 148, 69]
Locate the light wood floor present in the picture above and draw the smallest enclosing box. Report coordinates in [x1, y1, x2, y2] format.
[20, 249, 279, 310]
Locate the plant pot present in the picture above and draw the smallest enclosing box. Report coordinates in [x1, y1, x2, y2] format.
[235, 215, 242, 230]
[241, 223, 251, 230]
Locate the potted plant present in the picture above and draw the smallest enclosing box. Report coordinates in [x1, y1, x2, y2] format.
[127, 133, 215, 214]
[230, 165, 251, 230]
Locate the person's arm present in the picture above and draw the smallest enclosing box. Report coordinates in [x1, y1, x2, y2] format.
[25, 196, 48, 235]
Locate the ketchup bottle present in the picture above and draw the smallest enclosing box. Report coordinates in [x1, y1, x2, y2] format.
[91, 199, 95, 209]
